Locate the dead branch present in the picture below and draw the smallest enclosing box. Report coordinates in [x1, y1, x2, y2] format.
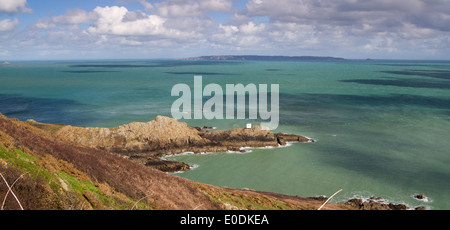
[0, 173, 24, 210]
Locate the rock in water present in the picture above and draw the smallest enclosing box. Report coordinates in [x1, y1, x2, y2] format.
[414, 193, 426, 200]
[345, 197, 409, 210]
[144, 157, 191, 172]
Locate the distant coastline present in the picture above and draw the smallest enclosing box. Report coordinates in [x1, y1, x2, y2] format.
[182, 55, 346, 61]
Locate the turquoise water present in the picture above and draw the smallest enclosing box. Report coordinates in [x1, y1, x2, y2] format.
[1, 59, 449, 209]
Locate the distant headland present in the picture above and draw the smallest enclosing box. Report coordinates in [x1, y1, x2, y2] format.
[182, 55, 346, 61]
[0, 61, 11, 67]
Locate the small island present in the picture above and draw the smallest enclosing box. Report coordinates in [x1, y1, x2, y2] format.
[0, 61, 11, 67]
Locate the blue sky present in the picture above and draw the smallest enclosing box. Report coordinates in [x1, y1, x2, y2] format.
[1, 0, 450, 60]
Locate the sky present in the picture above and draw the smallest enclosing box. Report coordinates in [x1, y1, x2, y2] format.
[1, 0, 450, 60]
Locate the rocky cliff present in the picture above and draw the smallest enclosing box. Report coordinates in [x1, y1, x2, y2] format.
[0, 113, 351, 210]
[54, 116, 204, 155]
[51, 116, 312, 172]
[1, 113, 420, 210]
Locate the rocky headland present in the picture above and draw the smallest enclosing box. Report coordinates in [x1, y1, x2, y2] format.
[1, 112, 349, 210]
[1, 113, 423, 210]
[49, 116, 312, 172]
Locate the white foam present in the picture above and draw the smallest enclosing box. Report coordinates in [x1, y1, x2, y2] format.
[278, 142, 294, 148]
[411, 194, 431, 203]
[164, 137, 312, 174]
[226, 150, 251, 154]
[162, 151, 195, 159]
[190, 164, 199, 170]
[303, 136, 317, 142]
[346, 192, 422, 210]
[169, 164, 199, 175]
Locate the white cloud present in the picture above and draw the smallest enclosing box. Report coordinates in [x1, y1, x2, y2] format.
[0, 50, 10, 56]
[154, 0, 232, 17]
[242, 0, 450, 58]
[0, 0, 31, 13]
[52, 8, 98, 25]
[136, 0, 156, 12]
[399, 23, 438, 39]
[198, 0, 232, 12]
[0, 18, 19, 32]
[86, 6, 203, 40]
[87, 6, 166, 36]
[239, 21, 265, 35]
[35, 20, 56, 30]
[118, 37, 143, 46]
[247, 0, 319, 21]
[211, 20, 267, 48]
[156, 1, 201, 17]
[3, 0, 450, 60]
[363, 35, 398, 53]
[34, 9, 98, 30]
[245, 0, 450, 32]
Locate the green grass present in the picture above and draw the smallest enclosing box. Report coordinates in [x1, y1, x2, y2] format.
[56, 171, 149, 210]
[1, 146, 150, 210]
[1, 147, 64, 194]
[3, 146, 295, 210]
[25, 122, 66, 135]
[202, 187, 298, 210]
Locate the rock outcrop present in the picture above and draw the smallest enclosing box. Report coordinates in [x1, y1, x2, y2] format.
[345, 198, 408, 210]
[55, 116, 204, 155]
[414, 193, 426, 200]
[345, 197, 425, 210]
[0, 112, 352, 210]
[53, 116, 312, 172]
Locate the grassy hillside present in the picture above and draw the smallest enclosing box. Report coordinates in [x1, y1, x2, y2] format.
[0, 146, 150, 210]
[0, 113, 350, 210]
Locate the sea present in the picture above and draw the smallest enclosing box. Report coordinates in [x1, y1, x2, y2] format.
[0, 59, 449, 210]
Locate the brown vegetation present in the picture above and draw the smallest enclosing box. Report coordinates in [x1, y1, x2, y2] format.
[0, 113, 219, 210]
[1, 113, 353, 210]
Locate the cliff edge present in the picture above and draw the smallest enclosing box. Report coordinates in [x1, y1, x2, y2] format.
[50, 116, 312, 172]
[0, 113, 351, 210]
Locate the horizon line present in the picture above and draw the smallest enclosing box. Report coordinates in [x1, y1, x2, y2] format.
[2, 55, 450, 62]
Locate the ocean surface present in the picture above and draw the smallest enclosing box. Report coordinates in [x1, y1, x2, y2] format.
[1, 59, 449, 209]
